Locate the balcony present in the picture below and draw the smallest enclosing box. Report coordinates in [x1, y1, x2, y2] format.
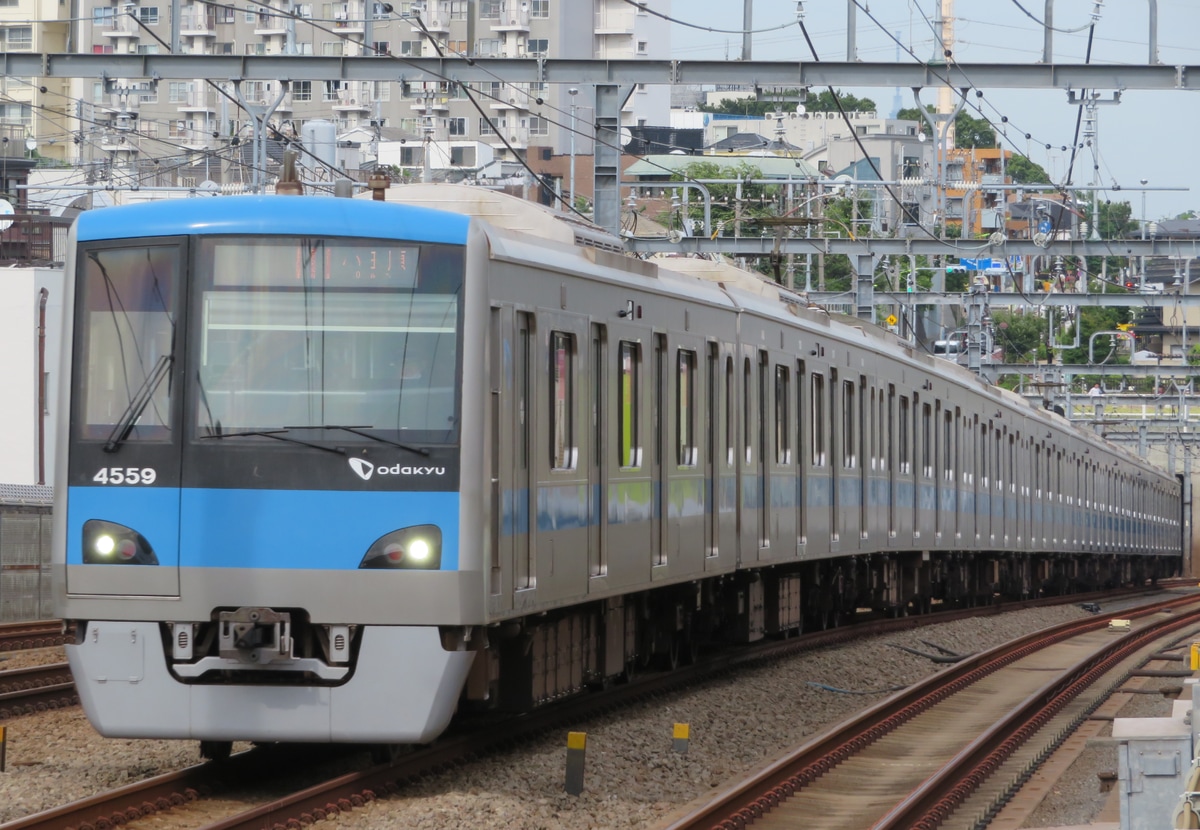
[411, 3, 450, 34]
[176, 90, 215, 112]
[332, 11, 364, 33]
[490, 129, 527, 150]
[489, 85, 531, 112]
[490, 1, 529, 32]
[180, 9, 217, 35]
[254, 10, 289, 35]
[594, 8, 635, 34]
[99, 16, 140, 37]
[408, 98, 450, 113]
[332, 91, 371, 112]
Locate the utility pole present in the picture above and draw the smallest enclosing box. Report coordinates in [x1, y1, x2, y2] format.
[741, 0, 752, 60]
[568, 87, 578, 209]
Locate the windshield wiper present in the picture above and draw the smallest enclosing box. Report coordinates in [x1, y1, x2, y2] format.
[104, 353, 173, 453]
[199, 428, 347, 456]
[284, 425, 431, 457]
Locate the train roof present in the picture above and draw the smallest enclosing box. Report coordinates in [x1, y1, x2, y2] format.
[74, 195, 470, 245]
[375, 183, 624, 252]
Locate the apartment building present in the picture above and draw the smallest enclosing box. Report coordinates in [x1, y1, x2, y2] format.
[0, 0, 72, 164]
[40, 0, 669, 181]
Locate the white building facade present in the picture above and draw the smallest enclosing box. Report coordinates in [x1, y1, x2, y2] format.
[12, 0, 670, 179]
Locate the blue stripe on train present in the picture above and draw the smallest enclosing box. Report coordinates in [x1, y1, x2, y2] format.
[66, 486, 460, 570]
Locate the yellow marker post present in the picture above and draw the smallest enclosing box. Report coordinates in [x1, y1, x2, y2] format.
[0, 725, 6, 772]
[1191, 643, 1200, 672]
[565, 731, 586, 795]
[673, 723, 690, 754]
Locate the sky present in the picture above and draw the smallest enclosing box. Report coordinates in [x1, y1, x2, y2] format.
[669, 0, 1200, 223]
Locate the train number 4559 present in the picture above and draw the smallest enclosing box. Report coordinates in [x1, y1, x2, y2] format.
[93, 467, 158, 485]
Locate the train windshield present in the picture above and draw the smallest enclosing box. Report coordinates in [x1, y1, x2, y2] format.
[193, 236, 463, 443]
[76, 244, 180, 442]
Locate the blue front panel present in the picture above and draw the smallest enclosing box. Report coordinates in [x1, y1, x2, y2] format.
[67, 486, 460, 570]
[67, 485, 182, 566]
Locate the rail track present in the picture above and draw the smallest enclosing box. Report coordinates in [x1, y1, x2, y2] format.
[1, 586, 1191, 830]
[0, 664, 76, 719]
[0, 622, 69, 653]
[662, 593, 1200, 830]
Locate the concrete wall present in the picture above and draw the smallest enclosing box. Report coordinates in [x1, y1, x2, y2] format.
[0, 268, 65, 486]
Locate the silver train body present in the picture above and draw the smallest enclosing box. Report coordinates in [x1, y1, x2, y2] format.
[56, 186, 1183, 747]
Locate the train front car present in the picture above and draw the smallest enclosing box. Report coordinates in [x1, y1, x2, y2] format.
[54, 196, 484, 748]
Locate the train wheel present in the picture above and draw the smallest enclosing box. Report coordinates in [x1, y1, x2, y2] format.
[370, 744, 404, 765]
[682, 634, 701, 665]
[199, 740, 232, 762]
[657, 635, 681, 672]
[622, 657, 638, 683]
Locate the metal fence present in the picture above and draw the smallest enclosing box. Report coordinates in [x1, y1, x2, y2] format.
[0, 485, 53, 622]
[0, 213, 72, 267]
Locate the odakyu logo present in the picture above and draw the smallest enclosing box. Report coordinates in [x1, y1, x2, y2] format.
[348, 458, 375, 480]
[348, 458, 446, 480]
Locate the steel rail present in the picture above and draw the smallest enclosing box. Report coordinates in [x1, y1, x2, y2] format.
[0, 622, 69, 653]
[877, 604, 1200, 829]
[660, 593, 1198, 830]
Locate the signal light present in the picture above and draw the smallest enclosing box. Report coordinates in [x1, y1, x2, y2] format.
[1124, 280, 1136, 289]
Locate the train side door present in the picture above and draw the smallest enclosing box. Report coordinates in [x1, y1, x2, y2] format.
[488, 306, 514, 614]
[717, 352, 738, 565]
[511, 311, 536, 607]
[703, 343, 720, 570]
[651, 333, 666, 575]
[757, 350, 770, 557]
[829, 368, 840, 552]
[796, 360, 807, 555]
[588, 323, 608, 585]
[536, 315, 589, 601]
[736, 349, 759, 562]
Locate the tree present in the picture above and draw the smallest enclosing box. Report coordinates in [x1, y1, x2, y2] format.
[1005, 155, 1051, 185]
[805, 89, 876, 113]
[1084, 199, 1137, 238]
[701, 96, 787, 118]
[894, 107, 996, 149]
[819, 192, 874, 291]
[990, 309, 1045, 363]
[1058, 306, 1134, 365]
[700, 88, 876, 117]
[895, 105, 931, 123]
[671, 161, 773, 231]
[954, 112, 996, 149]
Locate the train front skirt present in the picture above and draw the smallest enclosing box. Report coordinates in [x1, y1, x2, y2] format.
[67, 621, 475, 742]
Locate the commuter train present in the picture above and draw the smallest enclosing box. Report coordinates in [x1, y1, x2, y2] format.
[54, 185, 1183, 757]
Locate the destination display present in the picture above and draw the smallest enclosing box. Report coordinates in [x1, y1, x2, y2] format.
[210, 238, 421, 288]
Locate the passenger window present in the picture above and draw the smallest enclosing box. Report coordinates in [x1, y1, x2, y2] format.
[618, 341, 641, 469]
[921, 403, 932, 478]
[775, 365, 790, 465]
[811, 373, 825, 467]
[676, 349, 696, 467]
[842, 379, 856, 469]
[550, 331, 575, 470]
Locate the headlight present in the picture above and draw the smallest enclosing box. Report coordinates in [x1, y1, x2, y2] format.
[359, 525, 442, 570]
[82, 519, 159, 565]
